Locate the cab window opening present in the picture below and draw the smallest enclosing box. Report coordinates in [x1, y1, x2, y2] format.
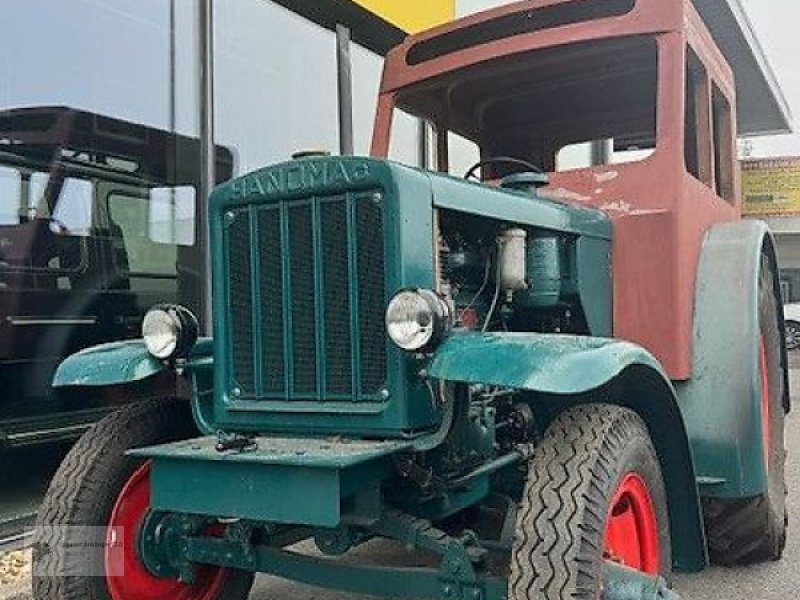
[389, 36, 660, 179]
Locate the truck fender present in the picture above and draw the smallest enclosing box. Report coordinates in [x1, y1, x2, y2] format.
[675, 220, 789, 499]
[428, 332, 707, 572]
[52, 338, 214, 388]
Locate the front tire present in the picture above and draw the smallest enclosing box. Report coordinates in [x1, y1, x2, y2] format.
[32, 397, 254, 600]
[508, 404, 671, 600]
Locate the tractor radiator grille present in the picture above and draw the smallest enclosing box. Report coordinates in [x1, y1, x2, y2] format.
[226, 193, 387, 402]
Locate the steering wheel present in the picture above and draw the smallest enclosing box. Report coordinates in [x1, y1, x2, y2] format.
[463, 156, 545, 181]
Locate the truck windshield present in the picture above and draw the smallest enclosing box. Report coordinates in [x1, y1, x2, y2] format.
[390, 35, 659, 177]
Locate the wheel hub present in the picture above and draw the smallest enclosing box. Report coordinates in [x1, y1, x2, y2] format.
[105, 462, 229, 600]
[603, 473, 660, 574]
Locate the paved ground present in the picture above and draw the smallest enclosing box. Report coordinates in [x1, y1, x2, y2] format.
[3, 369, 800, 600]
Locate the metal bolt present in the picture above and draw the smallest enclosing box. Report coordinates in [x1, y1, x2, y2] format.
[224, 211, 236, 224]
[443, 585, 454, 597]
[471, 589, 481, 599]
[379, 388, 390, 399]
[232, 387, 242, 398]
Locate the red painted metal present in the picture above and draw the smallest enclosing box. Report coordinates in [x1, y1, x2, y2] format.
[604, 473, 661, 574]
[105, 463, 228, 600]
[758, 335, 771, 468]
[371, 0, 742, 380]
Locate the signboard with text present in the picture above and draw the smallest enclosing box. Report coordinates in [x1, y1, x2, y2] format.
[742, 157, 800, 216]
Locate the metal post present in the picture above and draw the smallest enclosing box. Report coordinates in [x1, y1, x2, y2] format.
[336, 24, 354, 156]
[417, 119, 429, 169]
[590, 139, 612, 166]
[198, 0, 215, 333]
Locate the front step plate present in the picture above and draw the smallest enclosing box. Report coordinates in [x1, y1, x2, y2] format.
[129, 436, 411, 527]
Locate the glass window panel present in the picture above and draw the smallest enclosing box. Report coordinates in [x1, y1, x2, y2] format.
[108, 193, 178, 276]
[351, 43, 384, 156]
[0, 166, 22, 225]
[149, 186, 196, 246]
[214, 1, 339, 175]
[448, 132, 481, 176]
[51, 178, 93, 237]
[388, 109, 420, 167]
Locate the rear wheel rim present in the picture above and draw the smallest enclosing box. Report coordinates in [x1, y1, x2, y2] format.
[603, 473, 661, 574]
[105, 463, 228, 600]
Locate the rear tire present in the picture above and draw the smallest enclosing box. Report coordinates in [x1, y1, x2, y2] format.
[32, 397, 255, 600]
[703, 256, 788, 565]
[508, 404, 671, 600]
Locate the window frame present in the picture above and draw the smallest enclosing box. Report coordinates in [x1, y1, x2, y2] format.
[683, 43, 735, 204]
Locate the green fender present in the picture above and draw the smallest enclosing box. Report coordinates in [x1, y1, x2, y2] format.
[674, 220, 789, 499]
[52, 338, 213, 388]
[428, 331, 707, 573]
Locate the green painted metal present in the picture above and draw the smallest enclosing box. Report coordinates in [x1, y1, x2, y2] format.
[208, 157, 439, 437]
[202, 156, 613, 438]
[427, 332, 664, 394]
[185, 539, 508, 600]
[427, 331, 707, 573]
[52, 337, 215, 389]
[575, 235, 613, 336]
[675, 220, 789, 498]
[130, 435, 410, 526]
[137, 516, 679, 600]
[51, 340, 166, 387]
[602, 562, 681, 600]
[429, 172, 612, 240]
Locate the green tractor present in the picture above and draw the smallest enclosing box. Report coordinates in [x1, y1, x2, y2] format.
[33, 1, 789, 599]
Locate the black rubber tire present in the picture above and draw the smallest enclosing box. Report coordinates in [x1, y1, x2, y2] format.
[508, 404, 671, 600]
[703, 256, 788, 565]
[32, 397, 255, 600]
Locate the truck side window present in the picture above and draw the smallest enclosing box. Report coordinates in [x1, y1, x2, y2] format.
[148, 187, 196, 247]
[29, 173, 94, 236]
[712, 83, 735, 202]
[684, 46, 712, 185]
[108, 190, 195, 278]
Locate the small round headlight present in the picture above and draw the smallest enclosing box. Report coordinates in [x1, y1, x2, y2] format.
[142, 304, 198, 360]
[385, 289, 451, 351]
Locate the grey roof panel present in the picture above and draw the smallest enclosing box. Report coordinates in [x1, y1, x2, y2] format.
[693, 0, 792, 135]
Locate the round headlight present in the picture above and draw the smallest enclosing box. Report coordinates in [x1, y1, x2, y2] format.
[142, 304, 198, 360]
[385, 289, 451, 351]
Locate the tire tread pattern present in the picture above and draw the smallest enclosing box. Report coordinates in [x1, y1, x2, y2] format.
[508, 404, 669, 600]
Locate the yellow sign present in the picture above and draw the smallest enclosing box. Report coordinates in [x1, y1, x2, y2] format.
[351, 0, 455, 33]
[742, 157, 800, 216]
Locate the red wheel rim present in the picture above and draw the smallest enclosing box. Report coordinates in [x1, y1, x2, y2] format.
[758, 335, 771, 469]
[105, 463, 228, 600]
[603, 473, 660, 574]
